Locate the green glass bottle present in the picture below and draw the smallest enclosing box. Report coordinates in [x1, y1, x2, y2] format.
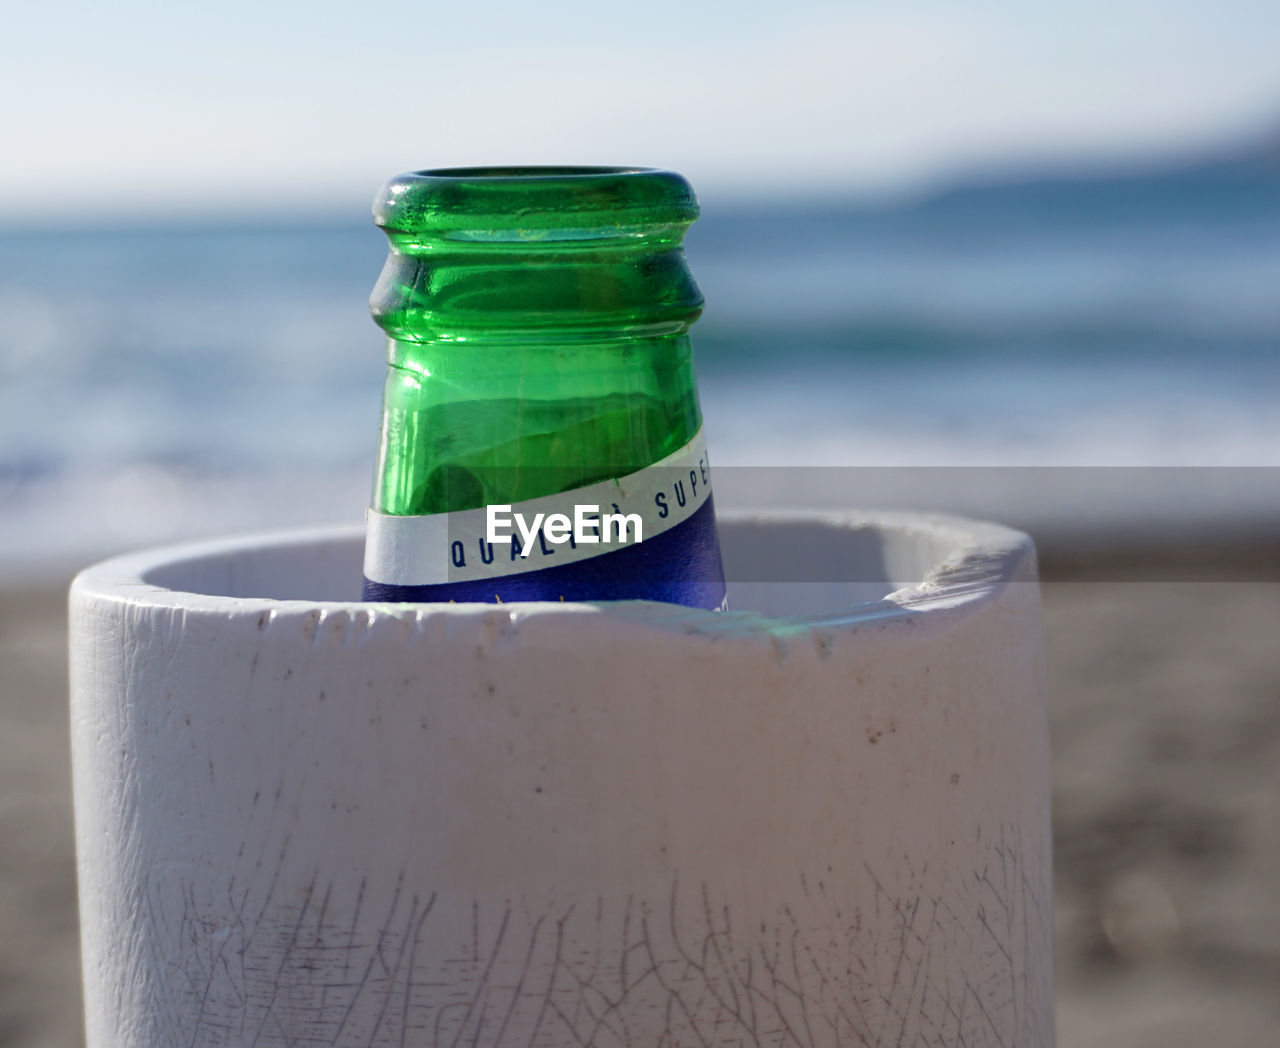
[361, 166, 726, 608]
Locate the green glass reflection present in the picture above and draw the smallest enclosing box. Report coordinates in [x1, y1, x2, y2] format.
[369, 167, 706, 516]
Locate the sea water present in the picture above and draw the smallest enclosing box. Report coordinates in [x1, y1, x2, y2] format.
[2, 171, 1279, 574]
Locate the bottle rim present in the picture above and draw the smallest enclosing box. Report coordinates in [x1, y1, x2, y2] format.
[374, 166, 699, 239]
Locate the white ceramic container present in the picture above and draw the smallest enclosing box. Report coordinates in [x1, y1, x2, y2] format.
[69, 511, 1052, 1047]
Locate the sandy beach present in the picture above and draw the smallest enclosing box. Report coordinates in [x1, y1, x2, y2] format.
[1, 540, 1277, 1048]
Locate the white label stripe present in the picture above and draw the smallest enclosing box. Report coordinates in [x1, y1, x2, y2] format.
[364, 427, 711, 586]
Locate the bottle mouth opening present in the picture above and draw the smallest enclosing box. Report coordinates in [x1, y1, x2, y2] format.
[413, 165, 652, 181]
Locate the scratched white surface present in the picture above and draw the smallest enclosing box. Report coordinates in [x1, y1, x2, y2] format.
[69, 513, 1053, 1047]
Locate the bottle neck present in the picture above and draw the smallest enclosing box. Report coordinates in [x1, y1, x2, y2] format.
[373, 331, 703, 516]
[370, 242, 703, 345]
[369, 167, 707, 516]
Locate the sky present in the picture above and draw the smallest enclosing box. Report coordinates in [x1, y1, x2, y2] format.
[2, 0, 1279, 218]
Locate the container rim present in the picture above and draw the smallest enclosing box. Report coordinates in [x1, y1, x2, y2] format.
[68, 512, 1038, 640]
